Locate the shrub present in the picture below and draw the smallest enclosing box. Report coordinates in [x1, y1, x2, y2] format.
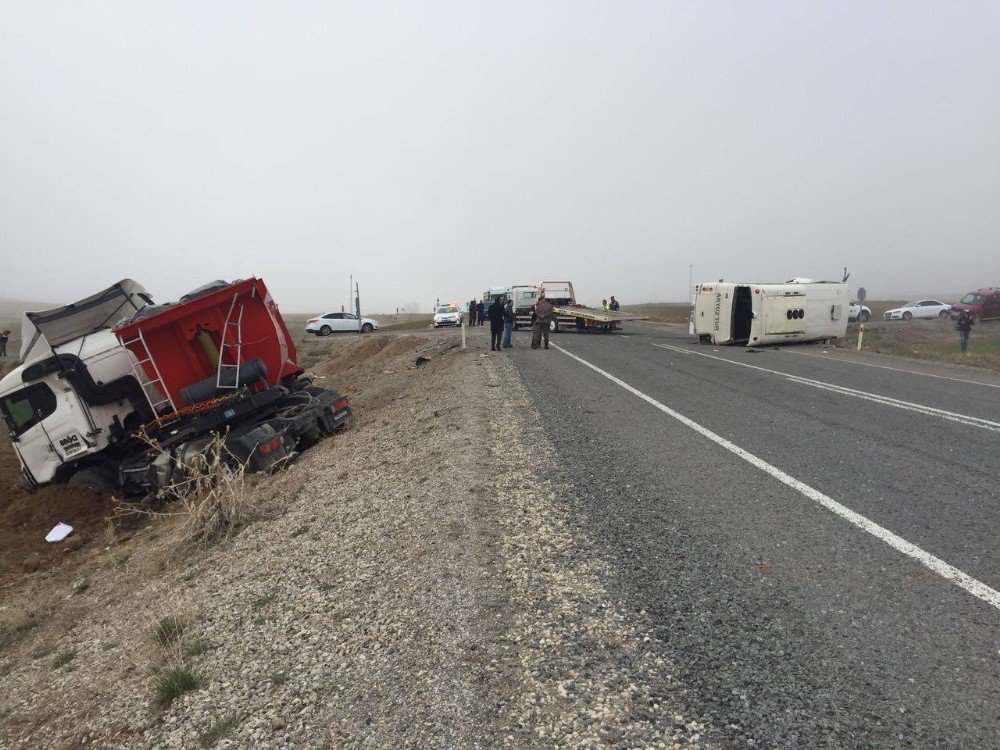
[153, 616, 187, 647]
[155, 665, 201, 708]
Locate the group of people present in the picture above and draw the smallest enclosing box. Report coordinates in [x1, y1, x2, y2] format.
[601, 295, 620, 311]
[466, 294, 558, 352]
[466, 299, 485, 326]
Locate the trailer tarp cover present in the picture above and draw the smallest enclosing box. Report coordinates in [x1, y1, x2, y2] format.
[20, 279, 150, 363]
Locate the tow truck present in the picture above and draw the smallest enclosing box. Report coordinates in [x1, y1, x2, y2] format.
[535, 281, 649, 332]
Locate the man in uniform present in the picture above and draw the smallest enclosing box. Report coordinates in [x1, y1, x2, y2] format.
[531, 294, 555, 350]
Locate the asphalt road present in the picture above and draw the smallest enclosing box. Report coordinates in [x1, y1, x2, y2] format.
[501, 322, 1000, 748]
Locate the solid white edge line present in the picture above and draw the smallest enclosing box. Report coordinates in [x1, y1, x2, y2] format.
[787, 348, 1000, 390]
[653, 343, 1000, 431]
[552, 342, 1000, 612]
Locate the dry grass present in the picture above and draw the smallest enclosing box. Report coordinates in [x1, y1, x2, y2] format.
[844, 315, 1000, 371]
[116, 433, 266, 553]
[0, 606, 43, 652]
[620, 302, 690, 323]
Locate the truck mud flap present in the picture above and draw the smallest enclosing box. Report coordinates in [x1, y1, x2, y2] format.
[227, 423, 289, 473]
[295, 387, 351, 436]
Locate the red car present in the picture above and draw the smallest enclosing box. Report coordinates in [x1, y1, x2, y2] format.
[950, 288, 1000, 321]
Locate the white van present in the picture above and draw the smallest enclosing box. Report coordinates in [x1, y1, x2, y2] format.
[693, 279, 849, 346]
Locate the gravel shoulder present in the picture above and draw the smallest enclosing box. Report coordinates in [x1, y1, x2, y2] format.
[1, 331, 707, 749]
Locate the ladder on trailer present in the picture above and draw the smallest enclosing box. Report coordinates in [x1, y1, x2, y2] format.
[117, 328, 177, 414]
[217, 292, 244, 390]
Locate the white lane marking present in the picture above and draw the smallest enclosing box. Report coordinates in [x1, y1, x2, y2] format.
[787, 348, 1000, 390]
[653, 343, 1000, 432]
[619, 335, 630, 338]
[552, 343, 1000, 612]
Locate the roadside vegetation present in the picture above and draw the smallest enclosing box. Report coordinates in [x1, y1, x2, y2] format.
[842, 301, 1000, 370]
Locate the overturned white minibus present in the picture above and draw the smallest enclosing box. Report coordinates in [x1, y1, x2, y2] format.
[693, 279, 849, 346]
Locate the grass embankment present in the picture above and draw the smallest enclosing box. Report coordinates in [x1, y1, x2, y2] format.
[620, 303, 689, 323]
[834, 300, 999, 371]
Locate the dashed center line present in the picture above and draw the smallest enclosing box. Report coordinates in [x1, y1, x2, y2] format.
[786, 348, 1000, 390]
[552, 342, 1000, 613]
[653, 343, 1000, 432]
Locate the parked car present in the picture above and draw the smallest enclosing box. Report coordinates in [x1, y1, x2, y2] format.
[433, 305, 464, 327]
[949, 288, 1000, 321]
[849, 302, 871, 322]
[306, 312, 380, 335]
[882, 300, 951, 321]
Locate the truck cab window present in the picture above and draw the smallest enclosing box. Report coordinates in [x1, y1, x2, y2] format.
[1, 383, 57, 437]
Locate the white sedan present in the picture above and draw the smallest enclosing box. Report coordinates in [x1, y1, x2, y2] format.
[882, 300, 952, 321]
[306, 312, 381, 335]
[433, 305, 464, 327]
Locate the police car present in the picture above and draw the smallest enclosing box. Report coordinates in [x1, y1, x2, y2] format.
[433, 304, 464, 328]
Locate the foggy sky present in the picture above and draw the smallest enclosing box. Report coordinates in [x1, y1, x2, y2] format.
[1, 1, 998, 314]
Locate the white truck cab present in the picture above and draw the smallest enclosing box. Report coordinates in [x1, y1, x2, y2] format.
[0, 329, 149, 486]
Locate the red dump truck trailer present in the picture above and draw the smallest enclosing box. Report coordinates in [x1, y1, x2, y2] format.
[0, 278, 350, 495]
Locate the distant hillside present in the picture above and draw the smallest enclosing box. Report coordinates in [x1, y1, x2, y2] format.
[0, 296, 54, 323]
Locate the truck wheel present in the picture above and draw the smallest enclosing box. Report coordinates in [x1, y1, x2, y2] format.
[320, 325, 332, 336]
[361, 323, 374, 333]
[858, 311, 870, 322]
[68, 467, 116, 494]
[549, 320, 559, 333]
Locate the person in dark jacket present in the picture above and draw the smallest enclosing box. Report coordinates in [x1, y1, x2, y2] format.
[476, 300, 485, 326]
[609, 296, 620, 311]
[468, 299, 477, 326]
[502, 299, 516, 348]
[0, 329, 9, 357]
[531, 295, 555, 349]
[487, 297, 506, 350]
[957, 311, 974, 353]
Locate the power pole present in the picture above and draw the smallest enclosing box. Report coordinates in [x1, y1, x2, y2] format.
[355, 281, 361, 333]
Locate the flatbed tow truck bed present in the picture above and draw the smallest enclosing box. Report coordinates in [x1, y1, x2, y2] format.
[548, 304, 649, 332]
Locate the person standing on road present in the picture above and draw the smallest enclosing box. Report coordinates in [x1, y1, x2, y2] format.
[957, 311, 974, 353]
[476, 300, 485, 326]
[468, 299, 477, 326]
[488, 296, 506, 351]
[609, 296, 620, 311]
[531, 294, 555, 350]
[502, 299, 516, 348]
[0, 329, 8, 357]
[602, 299, 609, 311]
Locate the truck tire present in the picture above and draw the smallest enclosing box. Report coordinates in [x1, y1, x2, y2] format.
[320, 325, 332, 336]
[361, 323, 374, 333]
[68, 467, 116, 494]
[549, 319, 559, 333]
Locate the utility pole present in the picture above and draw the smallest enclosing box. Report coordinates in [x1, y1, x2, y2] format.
[688, 263, 695, 336]
[355, 281, 361, 333]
